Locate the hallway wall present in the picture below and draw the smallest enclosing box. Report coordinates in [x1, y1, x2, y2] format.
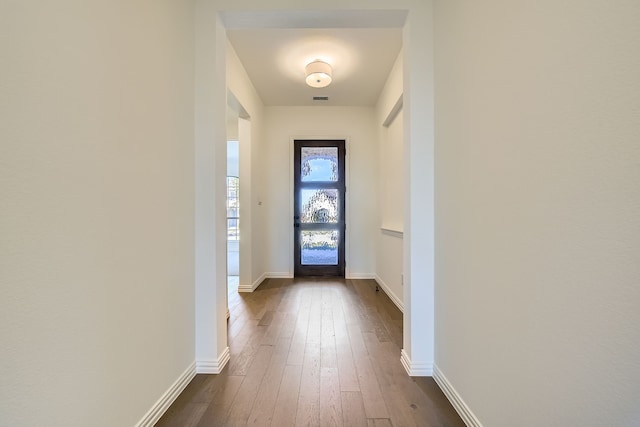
[376, 108, 404, 309]
[434, 1, 640, 425]
[1, 1, 196, 426]
[376, 51, 404, 309]
[226, 40, 267, 290]
[263, 106, 378, 278]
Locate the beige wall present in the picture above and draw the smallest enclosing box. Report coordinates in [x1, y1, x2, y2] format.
[0, 1, 195, 426]
[10, 1, 636, 425]
[375, 50, 405, 309]
[377, 110, 404, 309]
[434, 0, 640, 425]
[380, 109, 404, 231]
[263, 106, 378, 278]
[226, 40, 267, 290]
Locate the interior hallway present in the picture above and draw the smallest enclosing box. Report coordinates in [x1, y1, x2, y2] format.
[157, 278, 463, 426]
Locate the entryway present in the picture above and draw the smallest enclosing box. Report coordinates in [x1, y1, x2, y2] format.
[293, 140, 346, 277]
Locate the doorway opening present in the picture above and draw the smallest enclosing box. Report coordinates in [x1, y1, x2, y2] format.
[227, 140, 239, 294]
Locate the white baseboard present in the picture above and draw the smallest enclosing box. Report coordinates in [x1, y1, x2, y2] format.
[237, 283, 258, 293]
[433, 364, 483, 427]
[196, 347, 230, 374]
[266, 272, 294, 278]
[239, 272, 294, 293]
[374, 275, 404, 313]
[346, 272, 375, 279]
[239, 273, 265, 293]
[135, 362, 196, 427]
[400, 349, 433, 376]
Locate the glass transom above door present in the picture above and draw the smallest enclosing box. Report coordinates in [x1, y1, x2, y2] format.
[301, 147, 338, 182]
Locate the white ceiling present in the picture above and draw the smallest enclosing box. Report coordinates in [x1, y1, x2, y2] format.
[226, 27, 403, 107]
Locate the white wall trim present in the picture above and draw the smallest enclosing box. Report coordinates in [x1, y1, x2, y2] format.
[374, 275, 404, 313]
[196, 346, 230, 374]
[239, 272, 265, 293]
[266, 272, 294, 279]
[382, 94, 403, 127]
[400, 349, 433, 376]
[135, 362, 196, 427]
[433, 364, 483, 427]
[239, 272, 294, 293]
[346, 273, 376, 280]
[380, 226, 403, 238]
[246, 273, 378, 284]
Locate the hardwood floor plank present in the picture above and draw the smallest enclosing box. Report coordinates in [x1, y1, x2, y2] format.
[321, 306, 338, 369]
[227, 323, 268, 376]
[246, 337, 291, 426]
[163, 403, 207, 427]
[228, 318, 258, 348]
[367, 419, 393, 427]
[333, 300, 360, 392]
[278, 311, 297, 339]
[363, 331, 465, 427]
[240, 290, 269, 321]
[261, 310, 286, 345]
[320, 367, 343, 427]
[208, 374, 245, 406]
[224, 344, 274, 425]
[158, 279, 465, 427]
[346, 321, 369, 357]
[362, 332, 421, 427]
[258, 310, 275, 326]
[352, 280, 392, 343]
[192, 375, 244, 427]
[263, 286, 286, 313]
[347, 323, 390, 419]
[413, 376, 467, 427]
[306, 287, 323, 345]
[287, 300, 310, 366]
[228, 309, 249, 341]
[156, 376, 211, 427]
[340, 281, 369, 328]
[271, 363, 303, 426]
[341, 391, 368, 427]
[295, 342, 321, 426]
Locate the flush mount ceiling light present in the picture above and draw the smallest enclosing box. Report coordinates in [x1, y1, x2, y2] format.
[305, 60, 332, 88]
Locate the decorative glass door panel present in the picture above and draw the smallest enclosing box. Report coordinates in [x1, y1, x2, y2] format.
[301, 147, 338, 182]
[301, 189, 339, 223]
[301, 230, 339, 265]
[294, 140, 345, 277]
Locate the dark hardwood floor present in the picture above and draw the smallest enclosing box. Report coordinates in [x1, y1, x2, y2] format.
[156, 278, 464, 427]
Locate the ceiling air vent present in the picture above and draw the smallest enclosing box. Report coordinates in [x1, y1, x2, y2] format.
[312, 96, 329, 101]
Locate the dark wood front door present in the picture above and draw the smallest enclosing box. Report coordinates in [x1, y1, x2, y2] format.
[293, 140, 346, 277]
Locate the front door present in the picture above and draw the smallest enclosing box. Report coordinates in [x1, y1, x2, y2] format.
[293, 140, 346, 277]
